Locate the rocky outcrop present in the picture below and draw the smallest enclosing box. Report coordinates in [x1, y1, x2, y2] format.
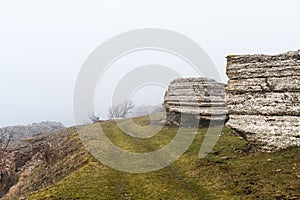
[0, 121, 65, 197]
[226, 50, 300, 151]
[0, 130, 63, 198]
[0, 121, 65, 143]
[0, 127, 89, 199]
[163, 78, 227, 127]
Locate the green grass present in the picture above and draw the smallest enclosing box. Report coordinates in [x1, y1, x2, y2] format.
[29, 115, 300, 200]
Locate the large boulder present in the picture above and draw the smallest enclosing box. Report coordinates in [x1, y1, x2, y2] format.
[226, 50, 300, 151]
[163, 77, 227, 127]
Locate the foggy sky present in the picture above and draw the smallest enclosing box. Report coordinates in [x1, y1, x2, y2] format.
[1, 0, 299, 127]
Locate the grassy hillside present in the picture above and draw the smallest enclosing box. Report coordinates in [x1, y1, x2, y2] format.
[28, 116, 300, 200]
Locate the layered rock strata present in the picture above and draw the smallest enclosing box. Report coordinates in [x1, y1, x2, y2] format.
[226, 50, 300, 151]
[163, 78, 227, 127]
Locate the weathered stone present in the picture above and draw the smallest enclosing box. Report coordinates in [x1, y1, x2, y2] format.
[226, 92, 300, 116]
[227, 115, 300, 151]
[227, 50, 300, 79]
[164, 77, 228, 127]
[227, 76, 300, 93]
[226, 50, 300, 151]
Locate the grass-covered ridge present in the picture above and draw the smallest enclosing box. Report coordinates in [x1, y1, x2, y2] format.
[29, 115, 300, 200]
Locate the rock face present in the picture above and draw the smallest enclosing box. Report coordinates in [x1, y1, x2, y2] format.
[226, 50, 300, 151]
[0, 129, 64, 198]
[163, 78, 227, 127]
[0, 121, 65, 197]
[0, 121, 65, 143]
[0, 127, 89, 199]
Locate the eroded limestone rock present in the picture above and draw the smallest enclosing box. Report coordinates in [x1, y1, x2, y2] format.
[226, 50, 300, 151]
[163, 77, 227, 127]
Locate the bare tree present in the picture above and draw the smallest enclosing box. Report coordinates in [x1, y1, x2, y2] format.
[108, 100, 135, 119]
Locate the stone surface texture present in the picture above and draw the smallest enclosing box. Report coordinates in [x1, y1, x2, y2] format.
[226, 50, 300, 151]
[163, 77, 227, 127]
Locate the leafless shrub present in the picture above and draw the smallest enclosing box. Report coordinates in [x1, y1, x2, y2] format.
[108, 100, 135, 119]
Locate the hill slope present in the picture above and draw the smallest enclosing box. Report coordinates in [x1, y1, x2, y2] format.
[1, 127, 89, 200]
[29, 116, 300, 200]
[2, 115, 299, 199]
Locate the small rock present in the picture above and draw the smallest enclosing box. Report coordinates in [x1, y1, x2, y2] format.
[220, 156, 229, 160]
